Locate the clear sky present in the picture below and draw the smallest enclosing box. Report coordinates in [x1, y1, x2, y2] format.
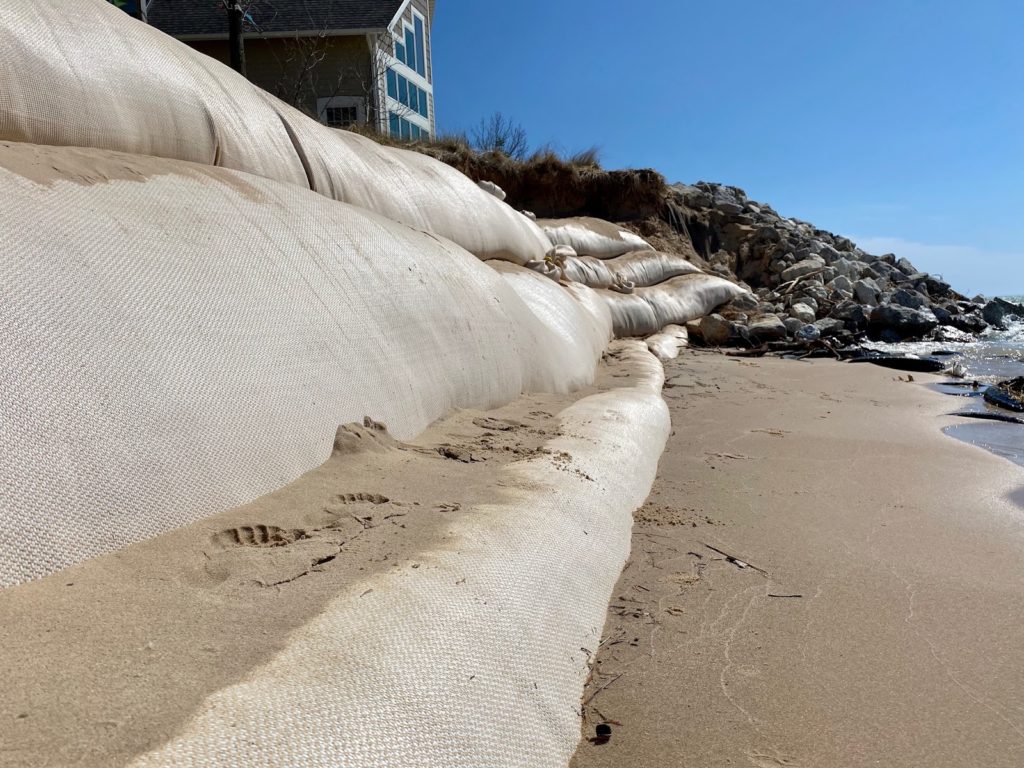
[432, 0, 1023, 297]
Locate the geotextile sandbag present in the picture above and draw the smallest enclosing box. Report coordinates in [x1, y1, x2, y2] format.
[601, 273, 746, 337]
[562, 251, 703, 288]
[0, 140, 603, 588]
[0, 0, 551, 264]
[538, 216, 654, 258]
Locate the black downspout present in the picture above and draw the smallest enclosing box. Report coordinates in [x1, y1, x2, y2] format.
[228, 2, 246, 76]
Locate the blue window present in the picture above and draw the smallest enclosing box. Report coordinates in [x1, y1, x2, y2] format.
[389, 111, 400, 137]
[409, 86, 418, 114]
[397, 75, 408, 106]
[386, 69, 397, 100]
[414, 17, 426, 77]
[420, 129, 429, 141]
[405, 29, 417, 73]
[418, 88, 429, 118]
[400, 118, 411, 140]
[395, 41, 405, 65]
[411, 125, 421, 140]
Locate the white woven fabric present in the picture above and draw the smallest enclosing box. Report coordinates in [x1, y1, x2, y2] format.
[646, 325, 690, 361]
[0, 142, 607, 588]
[538, 217, 654, 258]
[0, 0, 550, 264]
[130, 342, 670, 768]
[600, 274, 746, 337]
[561, 251, 702, 288]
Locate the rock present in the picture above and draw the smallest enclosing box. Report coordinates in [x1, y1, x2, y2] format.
[818, 244, 842, 263]
[789, 302, 816, 324]
[890, 288, 927, 310]
[950, 312, 988, 334]
[795, 324, 821, 342]
[933, 325, 974, 343]
[793, 296, 819, 315]
[715, 201, 744, 215]
[982, 297, 1024, 328]
[868, 305, 939, 341]
[923, 276, 952, 298]
[828, 275, 853, 294]
[895, 257, 918, 275]
[726, 292, 759, 311]
[780, 258, 825, 283]
[783, 317, 804, 336]
[699, 313, 733, 346]
[931, 305, 953, 325]
[854, 278, 881, 305]
[814, 318, 846, 337]
[748, 315, 788, 342]
[831, 300, 868, 330]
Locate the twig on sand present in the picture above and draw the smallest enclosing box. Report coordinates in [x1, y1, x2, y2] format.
[768, 593, 803, 598]
[701, 542, 769, 577]
[582, 673, 624, 706]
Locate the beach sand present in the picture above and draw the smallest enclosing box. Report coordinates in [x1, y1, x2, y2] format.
[572, 351, 1024, 768]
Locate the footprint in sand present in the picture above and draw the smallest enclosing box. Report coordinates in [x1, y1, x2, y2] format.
[210, 524, 308, 550]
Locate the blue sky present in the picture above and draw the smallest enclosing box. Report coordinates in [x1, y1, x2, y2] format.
[432, 0, 1023, 297]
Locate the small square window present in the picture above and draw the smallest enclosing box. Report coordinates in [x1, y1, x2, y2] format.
[325, 105, 358, 128]
[395, 41, 406, 64]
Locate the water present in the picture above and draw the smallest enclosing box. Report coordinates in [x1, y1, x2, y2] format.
[865, 296, 1024, 467]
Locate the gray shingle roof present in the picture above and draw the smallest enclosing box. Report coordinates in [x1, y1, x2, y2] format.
[148, 0, 407, 38]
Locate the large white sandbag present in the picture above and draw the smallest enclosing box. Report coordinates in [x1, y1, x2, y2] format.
[0, 0, 308, 185]
[562, 251, 702, 288]
[263, 98, 552, 264]
[488, 261, 613, 367]
[539, 216, 654, 258]
[601, 274, 746, 337]
[130, 343, 670, 768]
[0, 0, 550, 264]
[0, 141, 603, 588]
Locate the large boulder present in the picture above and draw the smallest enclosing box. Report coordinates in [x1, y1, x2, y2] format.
[868, 305, 939, 341]
[890, 288, 928, 310]
[982, 297, 1024, 328]
[748, 315, 788, 342]
[699, 313, 733, 346]
[789, 302, 817, 324]
[854, 278, 881, 305]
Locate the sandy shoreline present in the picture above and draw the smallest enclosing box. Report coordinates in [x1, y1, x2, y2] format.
[572, 351, 1024, 767]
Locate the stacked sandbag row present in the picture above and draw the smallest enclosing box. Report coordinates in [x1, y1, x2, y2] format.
[0, 0, 551, 264]
[535, 217, 750, 337]
[0, 140, 611, 588]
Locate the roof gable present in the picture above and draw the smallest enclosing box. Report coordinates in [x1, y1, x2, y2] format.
[149, 0, 407, 38]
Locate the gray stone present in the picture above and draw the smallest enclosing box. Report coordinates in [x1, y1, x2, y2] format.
[783, 317, 804, 336]
[831, 300, 867, 328]
[896, 257, 918, 275]
[890, 288, 927, 310]
[982, 297, 1024, 328]
[931, 305, 953, 325]
[714, 201, 744, 215]
[789, 302, 816, 324]
[818, 244, 842, 263]
[794, 296, 819, 315]
[854, 278, 881, 305]
[699, 313, 733, 346]
[748, 315, 788, 342]
[726, 292, 759, 311]
[813, 318, 846, 337]
[950, 312, 988, 334]
[924, 276, 952, 298]
[828, 275, 853, 294]
[780, 258, 826, 283]
[868, 305, 939, 340]
[821, 266, 838, 283]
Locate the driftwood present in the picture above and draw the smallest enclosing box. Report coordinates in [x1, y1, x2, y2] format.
[702, 543, 769, 577]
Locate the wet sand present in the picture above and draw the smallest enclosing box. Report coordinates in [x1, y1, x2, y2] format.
[573, 351, 1024, 768]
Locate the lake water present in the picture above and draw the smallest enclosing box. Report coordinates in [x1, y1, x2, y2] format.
[866, 296, 1024, 467]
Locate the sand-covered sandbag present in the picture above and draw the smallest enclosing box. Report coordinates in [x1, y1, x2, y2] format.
[539, 216, 654, 258]
[0, 0, 550, 264]
[0, 141, 605, 588]
[562, 251, 702, 288]
[601, 274, 746, 337]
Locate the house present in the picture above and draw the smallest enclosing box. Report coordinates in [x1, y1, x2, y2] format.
[147, 1, 436, 140]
